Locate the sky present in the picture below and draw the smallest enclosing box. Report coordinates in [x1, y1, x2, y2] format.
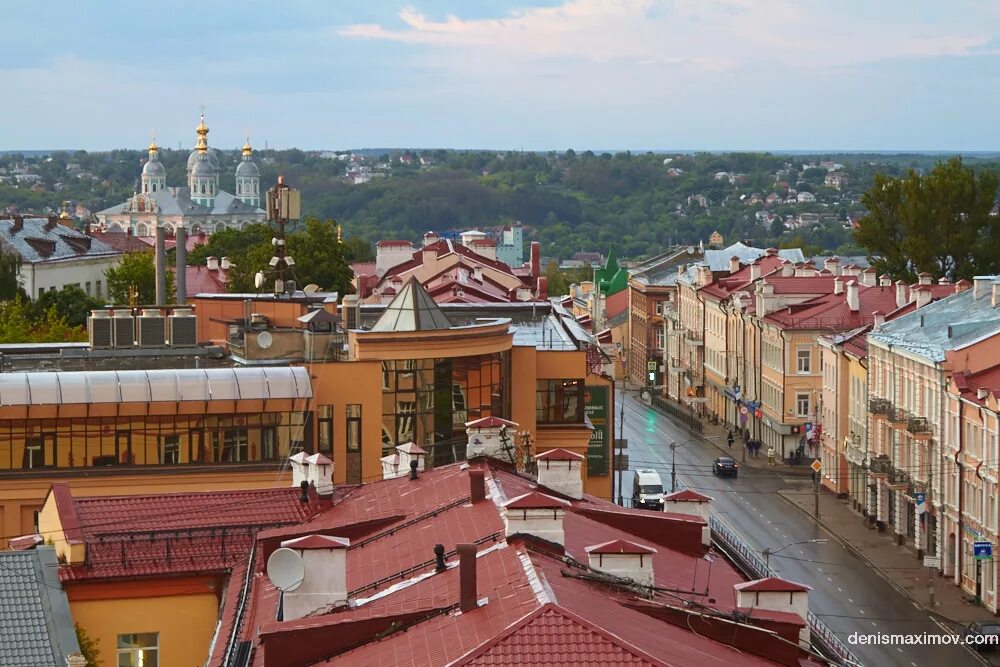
[3, 0, 1000, 152]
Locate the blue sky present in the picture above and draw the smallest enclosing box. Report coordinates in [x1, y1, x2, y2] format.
[3, 0, 999, 152]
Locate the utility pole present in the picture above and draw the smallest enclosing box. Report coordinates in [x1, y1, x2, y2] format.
[814, 470, 820, 519]
[617, 373, 626, 505]
[261, 176, 300, 295]
[670, 441, 677, 493]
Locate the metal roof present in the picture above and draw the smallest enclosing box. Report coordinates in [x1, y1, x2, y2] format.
[0, 217, 120, 264]
[0, 366, 312, 406]
[704, 243, 804, 272]
[0, 547, 80, 666]
[868, 280, 1000, 362]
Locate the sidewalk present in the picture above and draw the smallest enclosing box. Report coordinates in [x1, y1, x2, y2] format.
[781, 487, 990, 628]
[648, 395, 813, 476]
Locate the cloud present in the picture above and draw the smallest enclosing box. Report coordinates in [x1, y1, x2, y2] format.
[340, 0, 993, 71]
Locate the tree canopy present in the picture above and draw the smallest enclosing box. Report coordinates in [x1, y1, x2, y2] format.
[105, 252, 174, 305]
[854, 157, 1000, 281]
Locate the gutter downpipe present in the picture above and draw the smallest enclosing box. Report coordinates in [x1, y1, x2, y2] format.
[957, 397, 965, 587]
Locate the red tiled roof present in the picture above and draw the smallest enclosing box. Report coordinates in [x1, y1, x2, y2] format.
[605, 289, 629, 318]
[534, 448, 584, 461]
[504, 491, 568, 510]
[181, 265, 228, 297]
[698, 256, 786, 299]
[734, 577, 811, 593]
[764, 282, 900, 330]
[663, 489, 712, 502]
[585, 539, 657, 555]
[466, 416, 518, 429]
[89, 231, 153, 253]
[350, 262, 377, 278]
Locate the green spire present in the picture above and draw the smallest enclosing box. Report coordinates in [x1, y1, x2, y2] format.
[594, 245, 627, 296]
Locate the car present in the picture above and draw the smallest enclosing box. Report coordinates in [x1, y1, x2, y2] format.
[713, 456, 739, 478]
[632, 469, 664, 510]
[963, 620, 1000, 652]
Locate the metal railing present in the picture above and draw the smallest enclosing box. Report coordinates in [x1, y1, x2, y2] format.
[709, 516, 865, 667]
[907, 416, 931, 435]
[888, 406, 910, 424]
[868, 398, 892, 416]
[868, 456, 892, 475]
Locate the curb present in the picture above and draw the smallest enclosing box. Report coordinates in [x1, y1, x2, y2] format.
[777, 490, 971, 629]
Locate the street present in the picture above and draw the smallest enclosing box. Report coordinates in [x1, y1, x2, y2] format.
[616, 391, 983, 667]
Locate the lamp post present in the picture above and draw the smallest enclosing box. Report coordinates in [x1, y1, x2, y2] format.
[762, 539, 828, 571]
[669, 436, 719, 493]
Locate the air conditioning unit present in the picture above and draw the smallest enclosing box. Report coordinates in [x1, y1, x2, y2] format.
[169, 308, 198, 347]
[112, 309, 135, 348]
[341, 295, 360, 330]
[137, 309, 166, 347]
[88, 310, 112, 349]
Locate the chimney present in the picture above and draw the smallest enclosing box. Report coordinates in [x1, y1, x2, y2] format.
[979, 388, 990, 400]
[993, 282, 1000, 308]
[409, 459, 419, 480]
[734, 578, 812, 647]
[833, 278, 843, 295]
[457, 543, 479, 612]
[304, 453, 333, 495]
[823, 256, 840, 275]
[465, 417, 519, 459]
[662, 489, 712, 546]
[299, 480, 309, 503]
[502, 492, 568, 546]
[974, 276, 992, 300]
[938, 276, 952, 286]
[472, 265, 483, 282]
[586, 540, 656, 587]
[530, 241, 541, 279]
[755, 281, 775, 317]
[860, 268, 876, 287]
[696, 264, 712, 287]
[780, 261, 794, 277]
[846, 280, 859, 312]
[289, 452, 309, 489]
[915, 286, 932, 309]
[11, 215, 23, 233]
[469, 469, 487, 503]
[396, 442, 426, 473]
[434, 544, 447, 572]
[536, 276, 548, 300]
[749, 261, 761, 281]
[895, 280, 909, 308]
[534, 448, 584, 500]
[422, 246, 437, 268]
[879, 274, 892, 287]
[271, 534, 350, 621]
[955, 278, 972, 294]
[220, 256, 231, 270]
[729, 256, 740, 274]
[423, 231, 439, 247]
[918, 272, 932, 285]
[66, 654, 87, 667]
[765, 247, 778, 257]
[873, 311, 886, 329]
[206, 256, 219, 271]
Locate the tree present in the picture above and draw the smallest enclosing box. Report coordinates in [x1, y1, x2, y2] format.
[0, 243, 21, 300]
[0, 299, 84, 343]
[105, 252, 174, 305]
[35, 285, 104, 327]
[854, 158, 1000, 281]
[75, 623, 102, 667]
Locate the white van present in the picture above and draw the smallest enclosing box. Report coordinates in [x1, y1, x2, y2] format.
[632, 469, 664, 510]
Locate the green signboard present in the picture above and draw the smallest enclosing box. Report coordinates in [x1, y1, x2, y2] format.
[584, 385, 610, 476]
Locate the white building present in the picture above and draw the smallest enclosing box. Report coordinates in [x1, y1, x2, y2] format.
[0, 216, 121, 299]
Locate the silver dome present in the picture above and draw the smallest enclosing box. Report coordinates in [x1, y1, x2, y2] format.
[187, 147, 221, 173]
[191, 155, 217, 177]
[142, 159, 166, 177]
[235, 158, 259, 178]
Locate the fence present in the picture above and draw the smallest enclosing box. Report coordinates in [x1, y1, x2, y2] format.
[709, 516, 865, 667]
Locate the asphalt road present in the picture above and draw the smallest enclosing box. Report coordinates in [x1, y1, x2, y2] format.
[615, 391, 984, 667]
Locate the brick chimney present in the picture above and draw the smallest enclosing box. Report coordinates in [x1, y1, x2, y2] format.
[662, 489, 713, 546]
[696, 264, 712, 287]
[873, 311, 885, 329]
[780, 261, 794, 277]
[846, 280, 859, 312]
[955, 278, 972, 294]
[586, 540, 656, 587]
[423, 231, 439, 247]
[749, 260, 761, 281]
[729, 256, 740, 274]
[823, 256, 840, 275]
[457, 543, 479, 612]
[502, 492, 568, 546]
[271, 534, 350, 621]
[534, 448, 584, 499]
[915, 286, 932, 309]
[918, 271, 932, 285]
[469, 469, 487, 503]
[974, 276, 992, 300]
[734, 577, 811, 647]
[895, 280, 909, 308]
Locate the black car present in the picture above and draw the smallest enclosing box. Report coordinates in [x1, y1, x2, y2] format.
[963, 620, 1000, 652]
[713, 456, 739, 478]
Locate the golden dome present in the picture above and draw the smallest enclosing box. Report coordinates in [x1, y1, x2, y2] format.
[242, 137, 253, 157]
[148, 133, 158, 154]
[196, 113, 209, 136]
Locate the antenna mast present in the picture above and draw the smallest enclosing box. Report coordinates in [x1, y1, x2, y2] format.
[260, 176, 301, 295]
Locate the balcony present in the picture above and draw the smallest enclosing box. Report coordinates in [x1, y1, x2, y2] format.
[888, 407, 910, 429]
[868, 456, 891, 476]
[889, 467, 910, 487]
[687, 369, 704, 387]
[907, 416, 932, 439]
[868, 398, 892, 419]
[684, 330, 704, 346]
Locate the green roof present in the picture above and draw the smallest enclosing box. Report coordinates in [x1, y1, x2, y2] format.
[594, 246, 628, 295]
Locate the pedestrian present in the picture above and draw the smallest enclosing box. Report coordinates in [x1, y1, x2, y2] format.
[727, 429, 734, 449]
[767, 445, 776, 466]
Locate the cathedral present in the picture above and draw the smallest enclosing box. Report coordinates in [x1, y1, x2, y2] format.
[96, 114, 267, 237]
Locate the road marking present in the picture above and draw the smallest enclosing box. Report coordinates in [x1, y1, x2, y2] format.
[896, 648, 903, 653]
[871, 621, 877, 627]
[837, 587, 842, 592]
[859, 609, 865, 615]
[826, 577, 832, 582]
[848, 598, 853, 603]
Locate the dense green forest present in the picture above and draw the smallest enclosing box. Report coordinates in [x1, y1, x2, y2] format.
[3, 148, 999, 260]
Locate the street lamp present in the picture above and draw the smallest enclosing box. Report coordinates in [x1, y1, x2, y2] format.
[669, 436, 719, 493]
[762, 539, 828, 571]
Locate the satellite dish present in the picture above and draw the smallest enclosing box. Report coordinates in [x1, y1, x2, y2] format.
[266, 547, 304, 591]
[254, 271, 265, 289]
[257, 331, 273, 349]
[303, 284, 320, 293]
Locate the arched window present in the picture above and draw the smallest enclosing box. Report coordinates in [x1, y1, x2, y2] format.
[216, 222, 227, 233]
[135, 223, 148, 236]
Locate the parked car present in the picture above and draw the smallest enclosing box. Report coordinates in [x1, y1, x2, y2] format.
[963, 620, 1000, 652]
[713, 457, 739, 478]
[632, 469, 664, 510]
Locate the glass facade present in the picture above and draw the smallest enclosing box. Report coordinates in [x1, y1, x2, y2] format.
[381, 352, 510, 464]
[0, 411, 311, 470]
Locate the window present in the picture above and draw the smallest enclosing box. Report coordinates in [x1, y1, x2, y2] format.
[85, 281, 91, 296]
[220, 429, 248, 462]
[536, 379, 584, 424]
[22, 434, 54, 469]
[159, 435, 180, 464]
[261, 427, 277, 460]
[318, 405, 333, 453]
[655, 330, 665, 350]
[37, 287, 44, 297]
[117, 633, 158, 667]
[96, 280, 102, 298]
[347, 405, 361, 451]
[796, 393, 811, 418]
[396, 401, 416, 442]
[655, 302, 663, 315]
[797, 348, 811, 374]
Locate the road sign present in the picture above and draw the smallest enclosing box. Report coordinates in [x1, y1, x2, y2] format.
[647, 361, 657, 371]
[974, 541, 993, 560]
[740, 405, 749, 415]
[614, 438, 628, 450]
[810, 459, 822, 473]
[923, 556, 941, 568]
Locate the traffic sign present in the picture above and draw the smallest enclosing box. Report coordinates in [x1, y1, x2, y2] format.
[810, 459, 822, 473]
[614, 438, 628, 450]
[739, 405, 749, 415]
[923, 556, 941, 568]
[974, 541, 993, 560]
[647, 361, 657, 371]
